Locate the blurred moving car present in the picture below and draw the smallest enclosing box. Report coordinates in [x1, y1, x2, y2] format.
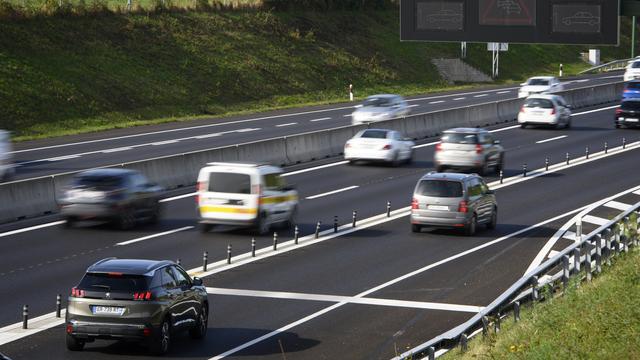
[0, 130, 14, 182]
[518, 76, 563, 98]
[65, 258, 209, 355]
[434, 128, 504, 175]
[344, 129, 414, 166]
[351, 94, 410, 125]
[60, 169, 163, 229]
[624, 59, 640, 81]
[622, 80, 640, 99]
[518, 94, 572, 129]
[196, 163, 298, 235]
[615, 99, 640, 128]
[410, 172, 497, 236]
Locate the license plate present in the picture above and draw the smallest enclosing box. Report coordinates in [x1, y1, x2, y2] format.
[428, 205, 449, 211]
[91, 306, 125, 316]
[626, 118, 638, 122]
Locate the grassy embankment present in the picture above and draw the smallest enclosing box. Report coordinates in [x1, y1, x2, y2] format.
[0, 4, 633, 140]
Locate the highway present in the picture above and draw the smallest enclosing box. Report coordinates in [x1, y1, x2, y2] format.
[9, 72, 622, 182]
[1, 97, 639, 359]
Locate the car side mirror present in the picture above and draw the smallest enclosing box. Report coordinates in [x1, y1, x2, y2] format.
[192, 277, 203, 286]
[493, 140, 500, 145]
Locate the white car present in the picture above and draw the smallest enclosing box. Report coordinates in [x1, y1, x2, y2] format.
[0, 130, 14, 182]
[344, 129, 414, 166]
[518, 76, 564, 98]
[351, 94, 410, 125]
[624, 60, 640, 81]
[518, 94, 572, 129]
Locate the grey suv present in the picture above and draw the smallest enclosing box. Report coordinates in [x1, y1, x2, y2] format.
[434, 128, 504, 175]
[66, 258, 209, 355]
[410, 172, 497, 236]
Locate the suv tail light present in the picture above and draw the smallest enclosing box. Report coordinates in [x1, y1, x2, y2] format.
[458, 200, 468, 213]
[71, 287, 85, 298]
[435, 143, 442, 152]
[133, 291, 153, 301]
[475, 144, 483, 154]
[520, 106, 526, 113]
[382, 144, 392, 150]
[615, 108, 623, 115]
[345, 142, 351, 148]
[411, 198, 419, 209]
[550, 107, 556, 115]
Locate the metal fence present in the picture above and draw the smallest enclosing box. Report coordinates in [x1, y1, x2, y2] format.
[579, 58, 635, 74]
[395, 199, 640, 360]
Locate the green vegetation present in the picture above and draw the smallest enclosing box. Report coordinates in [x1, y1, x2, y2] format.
[0, 5, 633, 140]
[443, 229, 640, 359]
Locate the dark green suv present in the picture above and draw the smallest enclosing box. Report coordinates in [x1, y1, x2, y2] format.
[66, 258, 209, 355]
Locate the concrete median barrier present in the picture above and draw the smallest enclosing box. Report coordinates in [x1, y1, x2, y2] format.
[0, 177, 58, 223]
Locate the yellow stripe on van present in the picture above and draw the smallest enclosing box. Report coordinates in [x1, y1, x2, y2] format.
[199, 206, 258, 214]
[259, 194, 298, 205]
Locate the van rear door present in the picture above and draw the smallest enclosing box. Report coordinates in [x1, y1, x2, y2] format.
[198, 171, 258, 222]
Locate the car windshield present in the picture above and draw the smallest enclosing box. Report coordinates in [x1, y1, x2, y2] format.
[208, 172, 251, 194]
[78, 273, 150, 292]
[632, 62, 640, 69]
[524, 98, 554, 108]
[621, 101, 640, 111]
[359, 130, 388, 139]
[626, 82, 640, 90]
[527, 79, 550, 86]
[416, 180, 463, 198]
[441, 133, 478, 144]
[362, 97, 393, 108]
[72, 175, 125, 190]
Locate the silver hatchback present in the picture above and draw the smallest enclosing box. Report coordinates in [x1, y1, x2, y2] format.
[410, 172, 497, 236]
[434, 128, 504, 175]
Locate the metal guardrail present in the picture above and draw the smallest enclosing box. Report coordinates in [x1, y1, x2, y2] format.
[395, 196, 640, 360]
[579, 58, 635, 74]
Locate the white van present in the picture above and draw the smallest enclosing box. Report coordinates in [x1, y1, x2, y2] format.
[196, 163, 298, 234]
[0, 130, 14, 182]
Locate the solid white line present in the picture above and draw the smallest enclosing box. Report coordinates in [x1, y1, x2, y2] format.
[496, 91, 511, 94]
[208, 206, 584, 360]
[575, 79, 590, 83]
[407, 86, 520, 102]
[115, 226, 193, 246]
[604, 201, 631, 211]
[474, 94, 488, 98]
[46, 155, 80, 161]
[101, 147, 133, 153]
[488, 124, 521, 133]
[306, 186, 359, 200]
[282, 161, 350, 177]
[429, 100, 445, 104]
[408, 104, 420, 108]
[582, 215, 609, 226]
[195, 133, 223, 139]
[206, 287, 482, 313]
[573, 105, 619, 116]
[343, 114, 352, 118]
[159, 192, 197, 203]
[412, 141, 440, 149]
[453, 97, 466, 101]
[536, 135, 568, 144]
[0, 221, 66, 238]
[310, 117, 331, 122]
[151, 140, 179, 146]
[276, 123, 298, 127]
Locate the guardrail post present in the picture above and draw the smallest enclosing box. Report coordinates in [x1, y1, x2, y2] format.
[566, 152, 570, 165]
[22, 305, 28, 329]
[227, 244, 232, 264]
[460, 333, 468, 352]
[56, 294, 61, 318]
[585, 146, 589, 159]
[333, 216, 338, 233]
[562, 255, 570, 290]
[427, 346, 435, 360]
[294, 226, 299, 244]
[523, 163, 527, 177]
[595, 233, 602, 274]
[605, 228, 613, 266]
[623, 137, 626, 149]
[514, 301, 520, 322]
[499, 170, 504, 183]
[273, 232, 278, 251]
[352, 210, 357, 227]
[315, 221, 321, 239]
[585, 244, 592, 282]
[387, 201, 391, 217]
[614, 225, 621, 255]
[176, 259, 181, 265]
[623, 217, 630, 253]
[494, 312, 501, 333]
[573, 248, 581, 275]
[482, 315, 489, 336]
[604, 141, 608, 154]
[202, 251, 208, 272]
[531, 276, 539, 302]
[545, 157, 549, 171]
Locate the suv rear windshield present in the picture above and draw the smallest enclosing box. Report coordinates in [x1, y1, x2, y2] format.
[359, 130, 388, 139]
[527, 79, 549, 86]
[208, 172, 251, 194]
[626, 82, 640, 89]
[416, 180, 463, 198]
[524, 98, 554, 108]
[78, 273, 150, 292]
[621, 101, 640, 111]
[441, 133, 478, 144]
[72, 175, 125, 190]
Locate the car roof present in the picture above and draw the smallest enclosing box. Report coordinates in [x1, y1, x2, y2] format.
[87, 258, 174, 275]
[75, 168, 137, 177]
[419, 172, 475, 182]
[443, 127, 487, 134]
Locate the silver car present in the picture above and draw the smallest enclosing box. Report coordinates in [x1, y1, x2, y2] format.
[351, 94, 411, 125]
[434, 128, 504, 175]
[410, 172, 497, 236]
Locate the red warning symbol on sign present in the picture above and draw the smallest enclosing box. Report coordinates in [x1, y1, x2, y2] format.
[480, 0, 536, 26]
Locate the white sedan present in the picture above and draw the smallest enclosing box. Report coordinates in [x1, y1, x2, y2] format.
[518, 94, 572, 129]
[351, 94, 411, 125]
[344, 129, 414, 166]
[518, 76, 564, 98]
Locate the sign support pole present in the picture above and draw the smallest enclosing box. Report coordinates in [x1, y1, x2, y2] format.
[633, 16, 637, 58]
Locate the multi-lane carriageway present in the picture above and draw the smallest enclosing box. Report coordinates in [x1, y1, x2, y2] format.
[2, 81, 640, 359]
[10, 72, 622, 182]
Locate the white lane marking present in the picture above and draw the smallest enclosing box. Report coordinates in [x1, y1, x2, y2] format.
[572, 105, 619, 116]
[236, 128, 259, 133]
[474, 94, 488, 98]
[207, 206, 585, 360]
[408, 104, 420, 108]
[0, 221, 66, 238]
[151, 140, 179, 146]
[407, 86, 520, 102]
[575, 79, 590, 83]
[633, 190, 640, 195]
[488, 124, 521, 133]
[306, 185, 359, 200]
[497, 91, 511, 94]
[195, 133, 223, 139]
[101, 147, 133, 153]
[429, 100, 445, 104]
[536, 135, 568, 144]
[601, 75, 624, 80]
[582, 215, 609, 226]
[563, 231, 577, 241]
[453, 97, 466, 101]
[46, 155, 80, 162]
[310, 117, 331, 122]
[159, 192, 197, 203]
[343, 114, 352, 118]
[275, 122, 298, 127]
[115, 226, 193, 246]
[0, 310, 66, 346]
[206, 287, 483, 313]
[412, 141, 440, 149]
[282, 161, 350, 177]
[604, 201, 631, 211]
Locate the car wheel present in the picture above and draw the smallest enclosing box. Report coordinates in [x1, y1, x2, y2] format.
[411, 224, 422, 233]
[464, 215, 477, 236]
[565, 118, 572, 129]
[256, 212, 270, 236]
[66, 334, 85, 351]
[520, 123, 527, 129]
[148, 202, 161, 224]
[615, 123, 621, 129]
[405, 149, 414, 164]
[1, 166, 14, 183]
[479, 161, 490, 176]
[64, 216, 76, 229]
[486, 207, 497, 229]
[189, 305, 208, 339]
[390, 152, 401, 167]
[347, 159, 356, 166]
[435, 165, 445, 173]
[115, 209, 135, 230]
[199, 223, 213, 234]
[150, 319, 171, 355]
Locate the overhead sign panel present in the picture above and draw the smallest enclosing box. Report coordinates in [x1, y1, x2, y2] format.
[401, 0, 619, 45]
